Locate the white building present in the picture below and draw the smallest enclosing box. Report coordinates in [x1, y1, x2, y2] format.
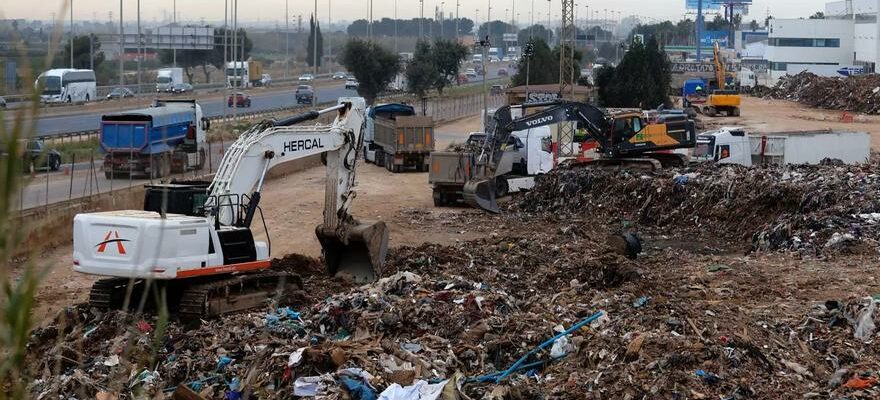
[765, 18, 855, 83]
[762, 0, 878, 84]
[826, 0, 879, 70]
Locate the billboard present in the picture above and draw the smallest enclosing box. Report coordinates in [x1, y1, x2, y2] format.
[686, 0, 721, 10]
[700, 30, 728, 46]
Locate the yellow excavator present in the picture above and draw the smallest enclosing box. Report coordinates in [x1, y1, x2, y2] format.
[704, 41, 742, 117]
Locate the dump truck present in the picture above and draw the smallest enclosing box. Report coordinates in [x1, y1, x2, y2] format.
[226, 60, 265, 87]
[101, 99, 209, 179]
[367, 103, 435, 172]
[692, 127, 870, 166]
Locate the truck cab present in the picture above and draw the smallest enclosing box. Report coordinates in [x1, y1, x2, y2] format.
[692, 127, 752, 166]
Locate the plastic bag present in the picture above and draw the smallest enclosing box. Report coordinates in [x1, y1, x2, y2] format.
[854, 298, 877, 341]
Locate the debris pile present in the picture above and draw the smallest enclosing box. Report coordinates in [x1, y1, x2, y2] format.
[751, 71, 880, 114]
[518, 160, 880, 255]
[25, 226, 880, 399]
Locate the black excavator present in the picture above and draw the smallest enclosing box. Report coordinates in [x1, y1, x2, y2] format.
[463, 100, 696, 214]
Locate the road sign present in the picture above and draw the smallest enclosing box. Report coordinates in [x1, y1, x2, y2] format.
[502, 33, 518, 42]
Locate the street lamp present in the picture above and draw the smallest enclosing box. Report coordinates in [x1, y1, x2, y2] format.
[70, 0, 74, 68]
[441, 2, 445, 39]
[455, 0, 460, 41]
[285, 0, 289, 78]
[419, 0, 424, 38]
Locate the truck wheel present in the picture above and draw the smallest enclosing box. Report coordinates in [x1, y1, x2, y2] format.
[50, 156, 61, 171]
[197, 148, 207, 170]
[392, 164, 401, 173]
[731, 107, 741, 117]
[105, 170, 114, 179]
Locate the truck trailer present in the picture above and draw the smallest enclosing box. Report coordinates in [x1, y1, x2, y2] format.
[226, 61, 265, 88]
[692, 127, 870, 166]
[364, 103, 435, 172]
[156, 68, 184, 92]
[101, 99, 209, 179]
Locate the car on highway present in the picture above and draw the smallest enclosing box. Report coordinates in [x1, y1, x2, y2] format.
[295, 85, 314, 104]
[344, 78, 359, 90]
[501, 56, 512, 62]
[1, 139, 62, 172]
[171, 82, 193, 94]
[490, 84, 504, 95]
[298, 74, 315, 82]
[488, 56, 501, 63]
[260, 73, 272, 87]
[497, 68, 509, 77]
[332, 71, 347, 80]
[0, 96, 6, 109]
[227, 92, 252, 107]
[456, 74, 469, 84]
[106, 87, 134, 100]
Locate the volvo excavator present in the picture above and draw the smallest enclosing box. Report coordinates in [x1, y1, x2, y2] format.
[72, 97, 389, 318]
[463, 100, 696, 214]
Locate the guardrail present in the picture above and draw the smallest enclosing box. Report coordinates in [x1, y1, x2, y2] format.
[1, 72, 336, 106]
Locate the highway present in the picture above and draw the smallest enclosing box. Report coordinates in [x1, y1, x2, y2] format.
[15, 65, 508, 137]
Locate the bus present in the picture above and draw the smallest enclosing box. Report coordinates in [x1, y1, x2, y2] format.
[36, 69, 97, 104]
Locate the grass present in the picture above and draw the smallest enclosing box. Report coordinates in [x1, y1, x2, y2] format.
[46, 137, 100, 164]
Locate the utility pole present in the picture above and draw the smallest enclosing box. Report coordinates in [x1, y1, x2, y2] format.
[118, 0, 123, 86]
[89, 34, 94, 70]
[313, 0, 318, 106]
[70, 0, 74, 68]
[419, 0, 424, 38]
[173, 0, 177, 66]
[455, 0, 460, 41]
[368, 0, 373, 40]
[441, 2, 445, 39]
[285, 0, 289, 78]
[696, 0, 704, 61]
[394, 0, 399, 53]
[224, 0, 228, 120]
[137, 0, 141, 93]
[232, 0, 238, 118]
[328, 0, 332, 72]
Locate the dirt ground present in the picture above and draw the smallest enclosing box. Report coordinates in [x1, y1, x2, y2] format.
[21, 96, 880, 324]
[704, 96, 880, 149]
[25, 115, 485, 323]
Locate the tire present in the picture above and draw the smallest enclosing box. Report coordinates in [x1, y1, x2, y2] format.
[731, 107, 741, 117]
[197, 148, 207, 170]
[246, 100, 252, 107]
[105, 170, 114, 179]
[50, 156, 60, 171]
[85, 94, 90, 102]
[393, 164, 402, 173]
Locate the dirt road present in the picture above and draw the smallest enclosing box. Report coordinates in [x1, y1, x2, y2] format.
[26, 115, 484, 322]
[24, 95, 878, 322]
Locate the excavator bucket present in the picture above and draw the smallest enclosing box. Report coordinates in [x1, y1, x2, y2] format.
[316, 220, 389, 283]
[463, 178, 501, 214]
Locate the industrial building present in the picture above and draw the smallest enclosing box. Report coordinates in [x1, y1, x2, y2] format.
[763, 0, 878, 84]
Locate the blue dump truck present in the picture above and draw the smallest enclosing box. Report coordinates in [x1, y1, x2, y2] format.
[101, 99, 209, 179]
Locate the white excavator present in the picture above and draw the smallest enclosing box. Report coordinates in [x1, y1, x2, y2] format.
[72, 97, 389, 317]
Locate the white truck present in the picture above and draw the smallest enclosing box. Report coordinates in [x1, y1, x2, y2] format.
[156, 68, 184, 92]
[226, 61, 265, 88]
[692, 127, 870, 166]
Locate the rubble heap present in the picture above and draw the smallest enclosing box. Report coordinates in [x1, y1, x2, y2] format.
[25, 226, 880, 399]
[517, 160, 880, 255]
[751, 71, 880, 114]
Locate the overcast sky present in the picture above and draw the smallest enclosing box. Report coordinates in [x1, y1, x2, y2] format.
[3, 0, 829, 25]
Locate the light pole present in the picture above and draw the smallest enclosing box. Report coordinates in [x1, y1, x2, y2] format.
[419, 0, 424, 38]
[394, 0, 399, 53]
[173, 0, 177, 67]
[118, 0, 123, 86]
[529, 0, 534, 36]
[285, 0, 289, 78]
[487, 0, 492, 39]
[368, 0, 373, 41]
[70, 0, 74, 68]
[328, 0, 332, 72]
[547, 0, 551, 45]
[137, 0, 141, 93]
[455, 0, 460, 41]
[313, 0, 318, 106]
[441, 2, 445, 39]
[224, 0, 228, 120]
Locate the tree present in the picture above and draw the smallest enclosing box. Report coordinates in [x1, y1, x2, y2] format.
[160, 28, 251, 83]
[509, 38, 582, 87]
[339, 39, 401, 105]
[510, 38, 555, 86]
[749, 19, 759, 31]
[517, 25, 553, 46]
[477, 20, 517, 48]
[406, 40, 438, 104]
[809, 12, 825, 19]
[58, 34, 104, 70]
[596, 36, 671, 108]
[431, 39, 468, 95]
[307, 14, 324, 67]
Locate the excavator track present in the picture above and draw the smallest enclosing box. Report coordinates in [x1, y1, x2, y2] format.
[178, 271, 304, 319]
[88, 272, 304, 319]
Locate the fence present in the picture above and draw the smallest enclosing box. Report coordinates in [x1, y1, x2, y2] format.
[16, 89, 505, 217]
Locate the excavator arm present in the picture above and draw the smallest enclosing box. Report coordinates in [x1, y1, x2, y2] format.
[206, 97, 387, 282]
[465, 101, 614, 212]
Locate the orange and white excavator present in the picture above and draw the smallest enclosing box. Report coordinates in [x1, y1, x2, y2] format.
[72, 97, 389, 317]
